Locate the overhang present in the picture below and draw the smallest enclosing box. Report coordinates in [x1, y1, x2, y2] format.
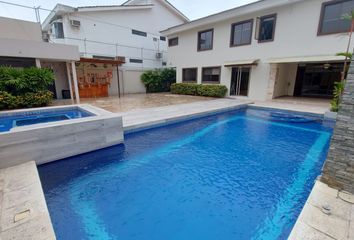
[267, 55, 346, 64]
[0, 38, 80, 61]
[79, 57, 125, 65]
[224, 59, 259, 67]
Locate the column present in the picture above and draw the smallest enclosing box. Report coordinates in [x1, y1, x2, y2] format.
[71, 61, 80, 104]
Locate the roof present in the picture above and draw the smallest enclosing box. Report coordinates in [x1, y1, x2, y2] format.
[267, 55, 346, 64]
[161, 0, 305, 36]
[42, 0, 188, 31]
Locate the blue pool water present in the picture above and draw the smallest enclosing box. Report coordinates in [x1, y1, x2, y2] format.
[39, 108, 333, 240]
[0, 109, 93, 132]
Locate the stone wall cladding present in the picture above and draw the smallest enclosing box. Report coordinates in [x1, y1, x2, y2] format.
[321, 59, 354, 194]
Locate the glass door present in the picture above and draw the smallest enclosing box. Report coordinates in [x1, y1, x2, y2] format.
[230, 67, 250, 96]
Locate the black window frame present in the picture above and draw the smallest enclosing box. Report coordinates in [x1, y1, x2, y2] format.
[318, 0, 354, 35]
[132, 29, 147, 37]
[160, 36, 166, 41]
[198, 29, 214, 51]
[201, 66, 221, 84]
[53, 22, 64, 39]
[168, 37, 179, 47]
[129, 58, 143, 64]
[230, 19, 254, 47]
[258, 14, 277, 43]
[182, 68, 198, 82]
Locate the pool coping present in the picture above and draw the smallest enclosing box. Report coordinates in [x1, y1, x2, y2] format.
[122, 99, 253, 134]
[0, 161, 56, 239]
[288, 180, 354, 240]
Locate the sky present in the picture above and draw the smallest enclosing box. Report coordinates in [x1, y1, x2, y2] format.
[0, 0, 257, 23]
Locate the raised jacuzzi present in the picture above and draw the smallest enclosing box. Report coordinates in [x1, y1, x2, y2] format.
[0, 105, 124, 168]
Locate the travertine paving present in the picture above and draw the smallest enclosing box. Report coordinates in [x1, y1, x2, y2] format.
[289, 181, 354, 240]
[0, 161, 55, 240]
[253, 97, 330, 115]
[53, 93, 214, 113]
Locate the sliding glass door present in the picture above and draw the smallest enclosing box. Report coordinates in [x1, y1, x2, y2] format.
[230, 67, 250, 96]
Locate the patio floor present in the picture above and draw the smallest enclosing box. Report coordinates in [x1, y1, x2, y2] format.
[52, 94, 331, 115]
[252, 96, 331, 115]
[52, 93, 214, 113]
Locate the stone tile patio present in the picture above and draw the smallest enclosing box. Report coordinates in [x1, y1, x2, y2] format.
[0, 161, 55, 240]
[289, 181, 354, 240]
[252, 96, 331, 115]
[52, 93, 214, 113]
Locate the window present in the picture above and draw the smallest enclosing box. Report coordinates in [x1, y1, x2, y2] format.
[132, 29, 147, 37]
[182, 68, 198, 82]
[168, 37, 178, 47]
[198, 29, 213, 51]
[230, 19, 253, 46]
[53, 22, 64, 39]
[129, 58, 143, 63]
[258, 14, 276, 42]
[319, 0, 354, 35]
[202, 67, 221, 83]
[162, 62, 167, 66]
[160, 36, 166, 41]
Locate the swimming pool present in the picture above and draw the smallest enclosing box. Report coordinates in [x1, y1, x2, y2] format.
[0, 108, 93, 132]
[39, 107, 333, 240]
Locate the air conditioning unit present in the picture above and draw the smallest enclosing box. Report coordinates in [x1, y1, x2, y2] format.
[70, 20, 81, 28]
[156, 52, 163, 59]
[42, 32, 50, 42]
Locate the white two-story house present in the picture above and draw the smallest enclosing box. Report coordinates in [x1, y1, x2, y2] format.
[42, 0, 188, 98]
[161, 0, 354, 101]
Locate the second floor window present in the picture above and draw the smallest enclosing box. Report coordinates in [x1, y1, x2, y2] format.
[231, 20, 253, 46]
[132, 29, 147, 37]
[53, 22, 64, 39]
[258, 14, 276, 42]
[198, 29, 213, 51]
[319, 0, 354, 35]
[168, 37, 178, 47]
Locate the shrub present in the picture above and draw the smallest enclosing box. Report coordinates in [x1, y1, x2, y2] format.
[171, 83, 227, 98]
[0, 66, 55, 110]
[170, 83, 198, 95]
[330, 81, 345, 112]
[0, 91, 53, 110]
[0, 66, 54, 95]
[141, 68, 176, 93]
[197, 84, 228, 97]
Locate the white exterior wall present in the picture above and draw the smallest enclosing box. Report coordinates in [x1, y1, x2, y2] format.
[166, 0, 354, 100]
[50, 0, 185, 69]
[0, 17, 42, 41]
[47, 0, 186, 94]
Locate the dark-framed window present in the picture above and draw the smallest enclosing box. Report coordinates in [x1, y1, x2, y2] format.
[162, 62, 167, 66]
[230, 19, 253, 47]
[132, 29, 147, 37]
[53, 22, 64, 39]
[318, 0, 354, 35]
[182, 68, 198, 82]
[258, 14, 276, 42]
[168, 37, 178, 47]
[202, 67, 221, 83]
[198, 29, 214, 51]
[160, 36, 166, 41]
[129, 58, 143, 63]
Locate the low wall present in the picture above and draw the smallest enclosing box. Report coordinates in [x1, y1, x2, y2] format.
[0, 105, 123, 168]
